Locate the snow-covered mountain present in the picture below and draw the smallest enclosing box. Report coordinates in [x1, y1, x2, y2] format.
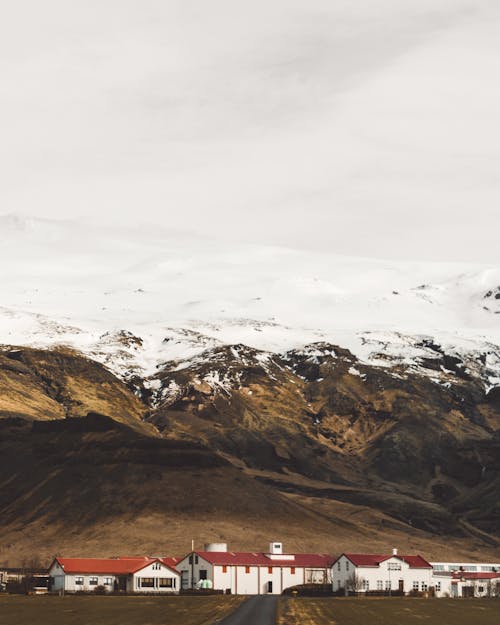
[1, 215, 499, 389]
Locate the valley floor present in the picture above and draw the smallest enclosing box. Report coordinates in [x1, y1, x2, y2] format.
[1, 595, 500, 625]
[278, 597, 500, 625]
[0, 595, 244, 625]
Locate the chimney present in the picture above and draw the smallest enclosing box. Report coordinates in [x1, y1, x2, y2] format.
[269, 542, 283, 555]
[392, 548, 398, 556]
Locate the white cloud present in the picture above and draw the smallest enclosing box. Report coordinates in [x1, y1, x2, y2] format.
[0, 0, 499, 261]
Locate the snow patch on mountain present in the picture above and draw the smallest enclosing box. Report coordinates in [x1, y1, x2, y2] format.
[0, 217, 499, 388]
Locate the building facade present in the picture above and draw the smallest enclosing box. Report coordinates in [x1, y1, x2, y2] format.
[331, 550, 433, 595]
[49, 557, 180, 593]
[449, 572, 500, 597]
[176, 542, 333, 595]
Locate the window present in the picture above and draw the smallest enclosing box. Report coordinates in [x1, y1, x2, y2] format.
[481, 566, 494, 572]
[189, 555, 193, 564]
[291, 567, 295, 575]
[152, 562, 161, 570]
[139, 578, 155, 588]
[337, 580, 341, 590]
[478, 586, 484, 593]
[89, 577, 98, 586]
[337, 562, 341, 571]
[421, 582, 428, 591]
[435, 582, 441, 592]
[199, 570, 207, 580]
[388, 562, 401, 570]
[245, 566, 250, 574]
[346, 561, 349, 571]
[362, 579, 369, 590]
[433, 565, 445, 571]
[385, 580, 391, 591]
[464, 566, 477, 572]
[195, 556, 199, 565]
[159, 578, 174, 588]
[104, 578, 113, 586]
[75, 577, 84, 586]
[268, 567, 273, 574]
[377, 580, 383, 590]
[413, 581, 419, 591]
[222, 566, 227, 574]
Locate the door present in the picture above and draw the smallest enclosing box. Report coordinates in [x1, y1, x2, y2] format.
[267, 581, 273, 594]
[399, 579, 404, 593]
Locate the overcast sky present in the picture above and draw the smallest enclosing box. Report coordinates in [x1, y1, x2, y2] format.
[1, 0, 499, 261]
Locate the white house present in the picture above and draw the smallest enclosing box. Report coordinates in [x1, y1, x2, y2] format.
[429, 561, 500, 597]
[49, 557, 180, 593]
[448, 571, 500, 597]
[431, 569, 500, 598]
[331, 549, 433, 595]
[176, 542, 334, 595]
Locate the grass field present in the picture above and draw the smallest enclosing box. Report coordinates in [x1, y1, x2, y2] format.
[0, 595, 245, 625]
[278, 597, 500, 625]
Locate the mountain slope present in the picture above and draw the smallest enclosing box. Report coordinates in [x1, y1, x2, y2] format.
[148, 341, 500, 538]
[0, 219, 499, 565]
[0, 342, 498, 567]
[0, 347, 150, 433]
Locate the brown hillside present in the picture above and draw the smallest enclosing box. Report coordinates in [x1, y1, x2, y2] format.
[0, 343, 499, 567]
[150, 343, 500, 543]
[0, 347, 151, 433]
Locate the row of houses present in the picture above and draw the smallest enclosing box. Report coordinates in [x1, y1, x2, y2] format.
[333, 549, 500, 598]
[43, 542, 500, 598]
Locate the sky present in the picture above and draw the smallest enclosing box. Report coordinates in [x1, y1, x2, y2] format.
[1, 0, 499, 262]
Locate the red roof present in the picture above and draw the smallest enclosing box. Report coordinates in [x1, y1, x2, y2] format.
[117, 556, 180, 570]
[52, 557, 179, 575]
[341, 553, 432, 569]
[451, 571, 500, 580]
[192, 551, 334, 568]
[160, 557, 181, 570]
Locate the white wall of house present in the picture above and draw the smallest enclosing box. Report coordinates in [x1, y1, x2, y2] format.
[176, 553, 328, 595]
[49, 562, 118, 593]
[177, 554, 214, 590]
[332, 555, 433, 594]
[431, 576, 449, 597]
[212, 563, 312, 595]
[129, 561, 179, 593]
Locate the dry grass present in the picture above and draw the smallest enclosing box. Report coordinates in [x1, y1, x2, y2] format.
[0, 595, 244, 625]
[278, 597, 500, 625]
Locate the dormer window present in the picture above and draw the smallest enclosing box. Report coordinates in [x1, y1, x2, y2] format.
[388, 562, 401, 571]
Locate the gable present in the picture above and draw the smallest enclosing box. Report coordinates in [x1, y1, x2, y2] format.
[134, 561, 180, 577]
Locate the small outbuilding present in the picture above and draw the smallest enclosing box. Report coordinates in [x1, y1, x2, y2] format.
[449, 571, 500, 598]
